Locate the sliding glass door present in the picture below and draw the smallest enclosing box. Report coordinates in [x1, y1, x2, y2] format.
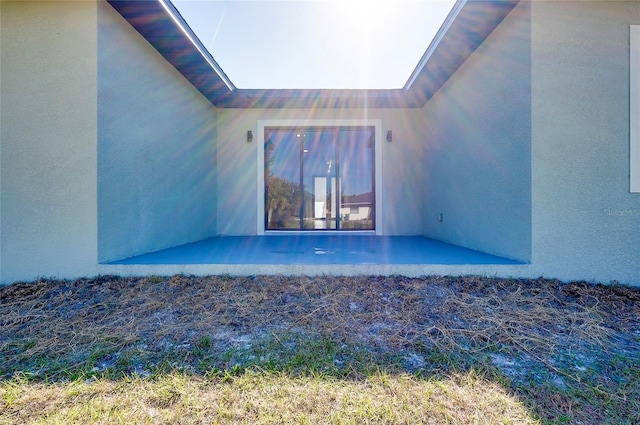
[265, 126, 374, 231]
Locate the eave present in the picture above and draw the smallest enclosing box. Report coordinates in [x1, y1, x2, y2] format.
[106, 0, 520, 109]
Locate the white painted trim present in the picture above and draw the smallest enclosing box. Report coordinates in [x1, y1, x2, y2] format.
[157, 0, 235, 91]
[404, 0, 466, 89]
[257, 119, 383, 235]
[630, 26, 640, 193]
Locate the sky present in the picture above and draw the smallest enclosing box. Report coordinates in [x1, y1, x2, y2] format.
[171, 0, 458, 90]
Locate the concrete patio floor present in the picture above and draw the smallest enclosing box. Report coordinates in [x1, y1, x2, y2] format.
[108, 235, 522, 266]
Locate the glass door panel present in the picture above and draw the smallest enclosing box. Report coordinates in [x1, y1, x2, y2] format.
[265, 126, 374, 231]
[302, 129, 337, 229]
[265, 129, 301, 230]
[339, 128, 374, 230]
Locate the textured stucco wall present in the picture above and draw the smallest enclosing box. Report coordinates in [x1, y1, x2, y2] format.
[98, 1, 218, 263]
[0, 1, 98, 283]
[0, 0, 3, 280]
[2, 0, 639, 286]
[216, 108, 425, 236]
[530, 1, 640, 284]
[422, 1, 532, 262]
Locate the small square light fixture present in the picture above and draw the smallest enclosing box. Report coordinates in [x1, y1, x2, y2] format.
[247, 130, 253, 143]
[386, 130, 392, 142]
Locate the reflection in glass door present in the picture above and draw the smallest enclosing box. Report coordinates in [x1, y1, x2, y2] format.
[265, 126, 374, 231]
[302, 130, 336, 229]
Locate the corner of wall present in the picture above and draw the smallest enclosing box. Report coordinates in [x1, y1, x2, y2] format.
[421, 0, 531, 263]
[98, 0, 219, 262]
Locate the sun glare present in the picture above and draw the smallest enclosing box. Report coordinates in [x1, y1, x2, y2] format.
[334, 0, 395, 35]
[172, 0, 457, 89]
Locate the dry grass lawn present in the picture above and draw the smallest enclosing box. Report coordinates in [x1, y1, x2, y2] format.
[1, 275, 639, 424]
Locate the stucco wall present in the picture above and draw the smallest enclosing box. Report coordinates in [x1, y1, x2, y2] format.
[0, 0, 3, 281]
[98, 1, 218, 262]
[216, 108, 425, 236]
[2, 0, 638, 286]
[422, 1, 532, 262]
[0, 1, 98, 283]
[531, 1, 640, 284]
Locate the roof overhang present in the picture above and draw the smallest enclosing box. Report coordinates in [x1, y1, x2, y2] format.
[106, 0, 520, 108]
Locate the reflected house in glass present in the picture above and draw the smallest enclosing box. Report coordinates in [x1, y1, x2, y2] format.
[341, 192, 374, 227]
[0, 0, 639, 286]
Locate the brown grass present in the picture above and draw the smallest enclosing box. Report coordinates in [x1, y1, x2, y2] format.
[1, 275, 639, 424]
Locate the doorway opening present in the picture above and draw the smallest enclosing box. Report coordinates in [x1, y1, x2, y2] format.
[264, 126, 375, 231]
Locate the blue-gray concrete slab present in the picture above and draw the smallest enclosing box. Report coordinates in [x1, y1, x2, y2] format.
[109, 236, 521, 265]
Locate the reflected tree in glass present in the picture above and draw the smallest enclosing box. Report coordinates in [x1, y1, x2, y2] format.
[265, 135, 301, 229]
